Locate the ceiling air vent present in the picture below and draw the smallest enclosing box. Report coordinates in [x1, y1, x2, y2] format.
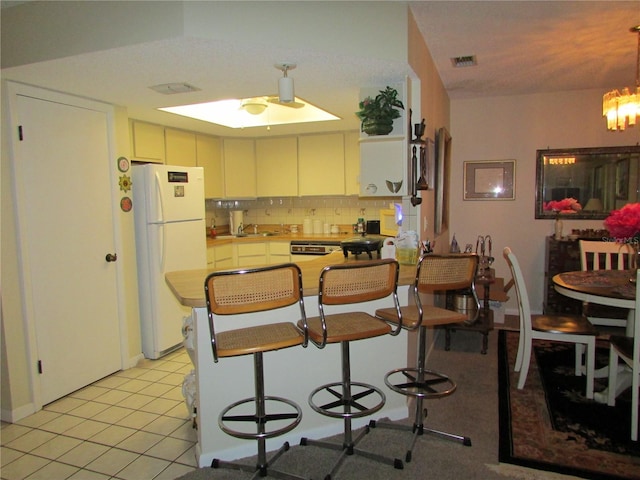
[149, 83, 201, 95]
[451, 55, 477, 68]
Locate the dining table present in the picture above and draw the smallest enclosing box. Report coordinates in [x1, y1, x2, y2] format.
[552, 269, 637, 403]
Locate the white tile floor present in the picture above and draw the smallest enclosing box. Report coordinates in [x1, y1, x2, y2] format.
[1, 348, 198, 480]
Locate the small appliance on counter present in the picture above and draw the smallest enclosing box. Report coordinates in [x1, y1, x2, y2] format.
[340, 235, 384, 259]
[366, 220, 380, 235]
[229, 210, 244, 236]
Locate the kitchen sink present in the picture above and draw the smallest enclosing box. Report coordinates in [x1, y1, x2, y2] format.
[213, 232, 277, 239]
[236, 232, 275, 237]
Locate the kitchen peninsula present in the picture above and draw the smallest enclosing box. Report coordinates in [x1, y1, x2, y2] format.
[166, 251, 415, 467]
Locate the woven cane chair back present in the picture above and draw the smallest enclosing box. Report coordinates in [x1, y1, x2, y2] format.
[319, 259, 399, 306]
[204, 263, 307, 361]
[206, 263, 303, 315]
[415, 254, 479, 293]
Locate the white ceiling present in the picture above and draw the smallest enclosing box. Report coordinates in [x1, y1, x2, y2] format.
[2, 1, 639, 137]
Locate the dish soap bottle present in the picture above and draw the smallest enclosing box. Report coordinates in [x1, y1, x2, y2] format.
[210, 220, 217, 239]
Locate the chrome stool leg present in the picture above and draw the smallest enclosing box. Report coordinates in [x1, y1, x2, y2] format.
[374, 327, 472, 463]
[300, 342, 403, 479]
[212, 352, 308, 480]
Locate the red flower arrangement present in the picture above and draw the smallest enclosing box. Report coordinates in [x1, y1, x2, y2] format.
[603, 202, 640, 242]
[543, 197, 582, 214]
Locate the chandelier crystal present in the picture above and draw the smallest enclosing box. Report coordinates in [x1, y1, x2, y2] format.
[603, 26, 640, 131]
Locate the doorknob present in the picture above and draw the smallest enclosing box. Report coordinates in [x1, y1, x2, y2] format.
[105, 253, 118, 263]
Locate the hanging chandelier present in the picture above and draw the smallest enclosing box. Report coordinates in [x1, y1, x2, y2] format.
[603, 25, 640, 131]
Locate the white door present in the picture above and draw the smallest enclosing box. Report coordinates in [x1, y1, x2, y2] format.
[11, 89, 121, 405]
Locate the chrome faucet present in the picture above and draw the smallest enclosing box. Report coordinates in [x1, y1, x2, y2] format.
[240, 223, 259, 234]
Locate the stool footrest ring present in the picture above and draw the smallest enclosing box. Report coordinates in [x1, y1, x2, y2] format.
[384, 368, 456, 399]
[308, 381, 385, 419]
[219, 395, 302, 440]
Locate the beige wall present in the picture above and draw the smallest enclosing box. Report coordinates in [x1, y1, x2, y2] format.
[450, 89, 639, 314]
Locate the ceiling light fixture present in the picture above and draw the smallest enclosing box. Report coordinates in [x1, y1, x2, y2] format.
[276, 63, 296, 103]
[159, 96, 339, 129]
[241, 97, 268, 115]
[603, 25, 640, 131]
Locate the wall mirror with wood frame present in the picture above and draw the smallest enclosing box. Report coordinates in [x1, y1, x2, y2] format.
[535, 145, 640, 220]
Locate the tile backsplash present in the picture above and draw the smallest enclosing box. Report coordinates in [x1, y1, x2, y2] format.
[206, 195, 418, 233]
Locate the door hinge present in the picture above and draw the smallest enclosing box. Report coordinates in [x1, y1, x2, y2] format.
[37, 360, 42, 374]
[18, 125, 23, 141]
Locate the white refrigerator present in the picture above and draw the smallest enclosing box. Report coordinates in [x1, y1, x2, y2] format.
[132, 164, 207, 359]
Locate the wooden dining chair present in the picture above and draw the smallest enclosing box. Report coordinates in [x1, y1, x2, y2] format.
[579, 240, 634, 328]
[607, 268, 640, 441]
[504, 247, 598, 398]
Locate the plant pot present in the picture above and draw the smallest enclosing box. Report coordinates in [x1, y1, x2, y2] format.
[362, 118, 394, 136]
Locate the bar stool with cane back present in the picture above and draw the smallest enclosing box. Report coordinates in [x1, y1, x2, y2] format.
[298, 259, 404, 479]
[204, 263, 309, 480]
[373, 253, 479, 462]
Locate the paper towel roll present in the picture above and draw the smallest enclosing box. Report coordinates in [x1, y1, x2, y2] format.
[381, 238, 397, 259]
[303, 218, 312, 234]
[230, 210, 244, 235]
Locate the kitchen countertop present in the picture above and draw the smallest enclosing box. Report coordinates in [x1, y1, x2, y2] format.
[206, 231, 378, 247]
[166, 250, 416, 308]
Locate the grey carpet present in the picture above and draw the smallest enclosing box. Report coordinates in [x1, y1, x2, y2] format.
[176, 324, 578, 480]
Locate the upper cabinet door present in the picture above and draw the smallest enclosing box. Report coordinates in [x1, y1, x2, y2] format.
[130, 121, 165, 163]
[256, 136, 298, 197]
[223, 138, 256, 198]
[298, 133, 345, 196]
[165, 128, 197, 167]
[196, 134, 223, 199]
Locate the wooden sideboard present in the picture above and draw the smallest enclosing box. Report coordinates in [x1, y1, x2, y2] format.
[543, 236, 583, 314]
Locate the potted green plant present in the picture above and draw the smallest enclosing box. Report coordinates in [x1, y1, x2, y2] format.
[356, 86, 404, 135]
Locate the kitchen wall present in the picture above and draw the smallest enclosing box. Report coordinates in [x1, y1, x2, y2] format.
[206, 195, 418, 235]
[449, 88, 639, 315]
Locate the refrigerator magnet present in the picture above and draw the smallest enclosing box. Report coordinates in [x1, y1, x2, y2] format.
[120, 196, 132, 212]
[117, 156, 130, 172]
[119, 174, 132, 193]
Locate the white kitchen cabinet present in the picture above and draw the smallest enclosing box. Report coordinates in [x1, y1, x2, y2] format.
[256, 137, 298, 197]
[236, 242, 267, 267]
[196, 134, 223, 199]
[298, 133, 345, 196]
[223, 138, 256, 198]
[130, 120, 165, 163]
[267, 241, 291, 265]
[344, 131, 360, 196]
[359, 137, 407, 196]
[214, 243, 234, 269]
[358, 79, 414, 197]
[206, 246, 216, 266]
[165, 128, 197, 167]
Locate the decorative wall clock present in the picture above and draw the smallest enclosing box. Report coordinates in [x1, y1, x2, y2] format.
[117, 156, 130, 172]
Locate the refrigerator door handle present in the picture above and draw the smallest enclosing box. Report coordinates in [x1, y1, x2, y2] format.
[158, 223, 166, 272]
[153, 171, 165, 223]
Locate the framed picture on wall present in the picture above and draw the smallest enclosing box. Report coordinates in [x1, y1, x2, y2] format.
[434, 128, 451, 234]
[463, 159, 516, 200]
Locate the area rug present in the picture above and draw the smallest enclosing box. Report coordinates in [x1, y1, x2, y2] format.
[498, 330, 640, 480]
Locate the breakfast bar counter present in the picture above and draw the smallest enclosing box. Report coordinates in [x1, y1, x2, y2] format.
[166, 252, 415, 467]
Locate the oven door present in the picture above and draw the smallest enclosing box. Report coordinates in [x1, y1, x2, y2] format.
[290, 241, 342, 261]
